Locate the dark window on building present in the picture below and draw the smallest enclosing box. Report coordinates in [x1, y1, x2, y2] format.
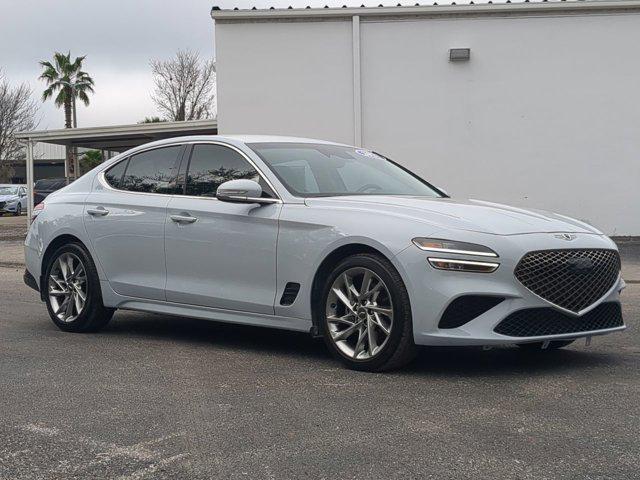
[185, 144, 274, 198]
[120, 146, 181, 194]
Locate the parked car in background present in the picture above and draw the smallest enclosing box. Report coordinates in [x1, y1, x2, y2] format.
[0, 184, 27, 216]
[22, 136, 626, 371]
[33, 178, 70, 206]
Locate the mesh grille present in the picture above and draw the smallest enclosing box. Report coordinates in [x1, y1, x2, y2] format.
[514, 249, 620, 313]
[494, 302, 623, 337]
[0, 202, 5, 209]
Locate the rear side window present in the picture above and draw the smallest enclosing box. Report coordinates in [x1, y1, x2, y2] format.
[185, 144, 273, 198]
[104, 159, 128, 189]
[119, 146, 181, 194]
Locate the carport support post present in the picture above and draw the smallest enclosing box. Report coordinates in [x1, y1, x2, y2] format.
[26, 140, 34, 223]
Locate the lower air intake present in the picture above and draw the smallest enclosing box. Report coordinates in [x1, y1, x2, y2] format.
[439, 295, 505, 329]
[494, 302, 623, 337]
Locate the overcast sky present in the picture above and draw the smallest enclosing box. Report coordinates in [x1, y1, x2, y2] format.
[1, 0, 467, 130]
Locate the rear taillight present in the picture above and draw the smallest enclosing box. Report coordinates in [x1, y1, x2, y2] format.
[31, 202, 45, 221]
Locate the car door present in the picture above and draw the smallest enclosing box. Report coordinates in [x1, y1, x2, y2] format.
[164, 143, 281, 314]
[84, 144, 184, 300]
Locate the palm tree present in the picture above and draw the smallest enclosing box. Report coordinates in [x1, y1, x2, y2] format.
[79, 149, 104, 175]
[39, 52, 94, 128]
[39, 52, 95, 178]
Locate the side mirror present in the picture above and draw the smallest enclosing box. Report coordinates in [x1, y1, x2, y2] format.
[216, 179, 278, 204]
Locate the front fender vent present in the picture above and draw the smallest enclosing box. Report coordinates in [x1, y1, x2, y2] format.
[280, 282, 301, 306]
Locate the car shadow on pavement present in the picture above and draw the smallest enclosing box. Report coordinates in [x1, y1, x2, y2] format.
[101, 311, 623, 377]
[103, 311, 330, 360]
[405, 344, 621, 377]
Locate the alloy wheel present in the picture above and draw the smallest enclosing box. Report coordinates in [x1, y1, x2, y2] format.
[48, 253, 88, 322]
[325, 267, 394, 360]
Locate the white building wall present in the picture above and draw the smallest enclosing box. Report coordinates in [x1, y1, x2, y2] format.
[216, 20, 355, 144]
[215, 8, 640, 235]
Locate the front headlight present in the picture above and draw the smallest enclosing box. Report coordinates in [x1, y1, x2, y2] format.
[427, 257, 499, 273]
[411, 238, 498, 258]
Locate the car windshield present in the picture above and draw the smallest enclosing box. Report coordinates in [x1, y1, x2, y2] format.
[249, 143, 443, 198]
[0, 186, 18, 195]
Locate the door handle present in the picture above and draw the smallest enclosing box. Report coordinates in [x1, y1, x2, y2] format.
[87, 207, 109, 217]
[170, 214, 197, 224]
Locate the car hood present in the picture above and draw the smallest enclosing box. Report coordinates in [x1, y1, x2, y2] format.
[0, 194, 18, 202]
[304, 196, 601, 236]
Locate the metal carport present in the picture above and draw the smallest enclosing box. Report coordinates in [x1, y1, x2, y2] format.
[15, 119, 217, 221]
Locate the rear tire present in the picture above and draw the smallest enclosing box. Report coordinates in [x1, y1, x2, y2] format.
[319, 253, 417, 372]
[517, 340, 575, 350]
[43, 242, 114, 332]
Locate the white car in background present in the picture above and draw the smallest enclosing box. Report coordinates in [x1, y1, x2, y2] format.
[23, 136, 626, 371]
[0, 184, 27, 216]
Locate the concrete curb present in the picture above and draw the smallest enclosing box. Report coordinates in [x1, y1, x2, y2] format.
[0, 262, 24, 269]
[0, 236, 26, 242]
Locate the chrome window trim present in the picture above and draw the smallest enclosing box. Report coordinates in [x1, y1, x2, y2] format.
[99, 140, 284, 203]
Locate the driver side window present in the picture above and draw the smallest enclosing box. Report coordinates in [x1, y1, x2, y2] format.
[185, 144, 275, 198]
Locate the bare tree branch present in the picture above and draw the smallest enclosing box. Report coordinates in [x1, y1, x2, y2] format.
[0, 71, 39, 181]
[150, 50, 216, 121]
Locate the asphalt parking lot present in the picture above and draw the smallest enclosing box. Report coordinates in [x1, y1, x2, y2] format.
[0, 239, 638, 479]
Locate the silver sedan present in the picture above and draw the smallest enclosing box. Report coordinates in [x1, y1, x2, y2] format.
[23, 136, 625, 371]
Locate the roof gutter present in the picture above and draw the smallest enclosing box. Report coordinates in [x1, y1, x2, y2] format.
[211, 0, 640, 20]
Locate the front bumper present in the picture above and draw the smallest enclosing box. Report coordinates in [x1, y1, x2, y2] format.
[1, 202, 19, 213]
[23, 269, 39, 293]
[397, 232, 626, 346]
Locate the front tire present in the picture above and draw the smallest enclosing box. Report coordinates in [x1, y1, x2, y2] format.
[319, 253, 417, 372]
[14, 204, 21, 216]
[43, 242, 114, 332]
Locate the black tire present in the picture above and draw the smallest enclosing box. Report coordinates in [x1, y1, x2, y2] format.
[517, 340, 575, 351]
[319, 253, 417, 372]
[14, 203, 21, 216]
[43, 242, 114, 333]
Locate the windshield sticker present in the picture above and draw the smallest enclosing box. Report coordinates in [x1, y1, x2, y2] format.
[354, 149, 383, 160]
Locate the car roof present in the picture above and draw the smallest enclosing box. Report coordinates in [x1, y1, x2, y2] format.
[212, 135, 348, 145]
[126, 135, 351, 151]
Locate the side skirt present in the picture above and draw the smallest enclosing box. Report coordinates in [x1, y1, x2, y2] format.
[101, 281, 312, 333]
